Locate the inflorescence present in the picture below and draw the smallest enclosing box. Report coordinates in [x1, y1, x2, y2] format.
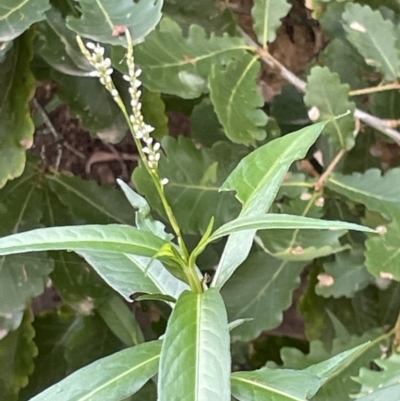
[76, 34, 165, 178]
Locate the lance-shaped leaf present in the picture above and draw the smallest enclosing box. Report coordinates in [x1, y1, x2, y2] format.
[0, 31, 35, 189]
[354, 353, 400, 397]
[66, 0, 163, 46]
[231, 369, 320, 401]
[30, 340, 162, 401]
[207, 213, 374, 243]
[304, 66, 355, 150]
[342, 3, 400, 81]
[231, 343, 371, 401]
[158, 289, 231, 401]
[327, 169, 400, 216]
[78, 251, 188, 301]
[122, 17, 248, 98]
[0, 0, 50, 41]
[209, 54, 267, 146]
[0, 225, 167, 257]
[356, 385, 400, 401]
[251, 0, 292, 47]
[212, 122, 325, 289]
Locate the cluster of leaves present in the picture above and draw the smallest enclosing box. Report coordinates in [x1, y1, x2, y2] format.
[1, 0, 400, 400]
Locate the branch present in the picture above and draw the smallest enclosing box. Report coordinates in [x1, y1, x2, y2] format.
[238, 27, 400, 146]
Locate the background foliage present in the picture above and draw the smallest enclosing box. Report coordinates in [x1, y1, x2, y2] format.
[1, 0, 400, 400]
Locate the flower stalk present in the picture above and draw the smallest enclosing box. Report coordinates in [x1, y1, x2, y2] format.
[77, 33, 201, 292]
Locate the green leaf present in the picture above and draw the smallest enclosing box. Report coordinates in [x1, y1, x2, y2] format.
[231, 369, 319, 401]
[342, 3, 400, 81]
[304, 66, 356, 150]
[35, 8, 93, 77]
[316, 249, 373, 298]
[30, 340, 162, 401]
[354, 353, 400, 397]
[0, 0, 50, 41]
[212, 122, 325, 289]
[133, 136, 241, 235]
[319, 38, 369, 90]
[51, 72, 128, 143]
[163, 0, 235, 35]
[222, 251, 306, 341]
[356, 385, 400, 401]
[66, 0, 163, 46]
[117, 179, 173, 241]
[76, 251, 188, 301]
[190, 98, 226, 147]
[18, 310, 74, 399]
[47, 173, 136, 225]
[208, 213, 374, 243]
[365, 208, 400, 280]
[126, 17, 248, 98]
[64, 313, 124, 371]
[276, 331, 384, 400]
[141, 89, 169, 141]
[0, 165, 53, 328]
[0, 225, 167, 257]
[209, 54, 267, 146]
[0, 31, 35, 188]
[251, 0, 292, 47]
[0, 312, 37, 400]
[97, 293, 144, 346]
[326, 169, 400, 216]
[158, 289, 231, 401]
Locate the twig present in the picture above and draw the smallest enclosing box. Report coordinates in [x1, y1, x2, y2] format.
[237, 27, 400, 146]
[31, 97, 63, 170]
[349, 82, 400, 96]
[315, 148, 346, 191]
[31, 98, 62, 142]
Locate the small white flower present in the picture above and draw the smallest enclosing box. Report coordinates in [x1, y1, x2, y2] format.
[154, 153, 161, 161]
[143, 147, 150, 154]
[160, 178, 169, 186]
[111, 89, 118, 97]
[153, 142, 160, 151]
[123, 74, 130, 82]
[135, 68, 142, 77]
[106, 68, 113, 76]
[86, 42, 96, 49]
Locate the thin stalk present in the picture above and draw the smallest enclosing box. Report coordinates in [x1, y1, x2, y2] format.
[315, 148, 346, 191]
[349, 82, 400, 97]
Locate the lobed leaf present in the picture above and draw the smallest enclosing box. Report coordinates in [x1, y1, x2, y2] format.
[251, 0, 292, 47]
[158, 289, 231, 401]
[124, 17, 248, 98]
[0, 0, 50, 41]
[0, 32, 35, 189]
[342, 3, 400, 81]
[304, 66, 356, 150]
[67, 0, 163, 45]
[222, 251, 306, 341]
[209, 54, 267, 146]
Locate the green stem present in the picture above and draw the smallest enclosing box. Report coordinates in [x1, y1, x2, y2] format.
[116, 97, 201, 292]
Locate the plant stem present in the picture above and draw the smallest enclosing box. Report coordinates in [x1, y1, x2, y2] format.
[349, 82, 400, 96]
[315, 148, 346, 191]
[238, 27, 400, 146]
